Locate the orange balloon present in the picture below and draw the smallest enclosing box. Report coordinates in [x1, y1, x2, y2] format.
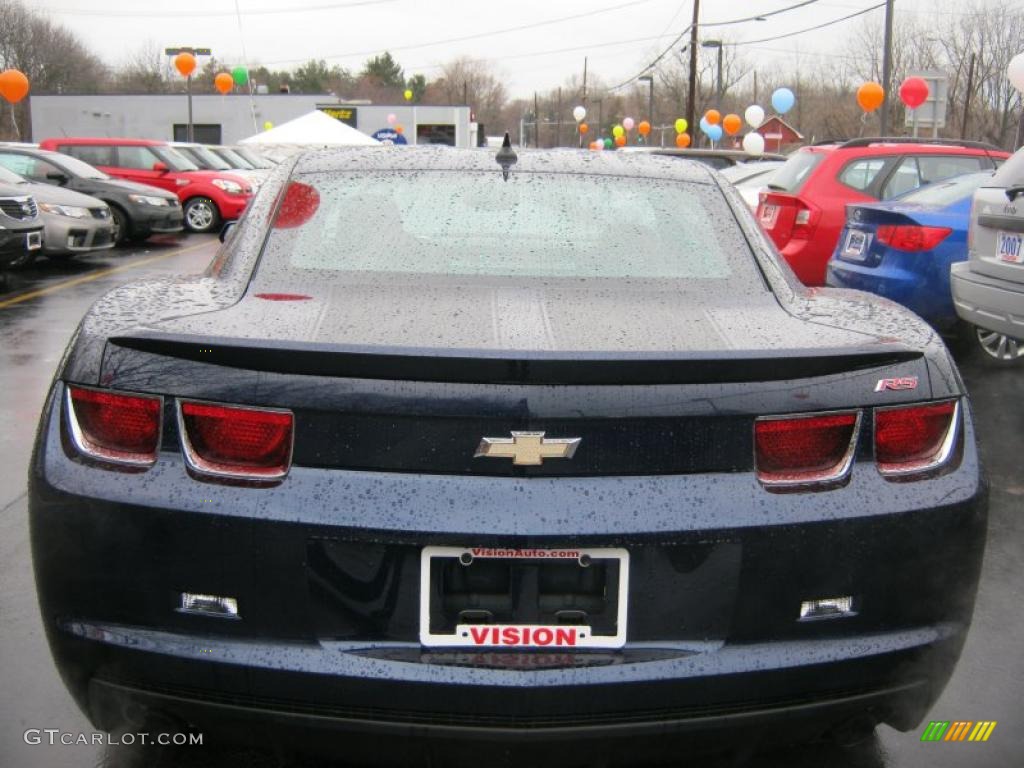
[675, 132, 691, 148]
[704, 109, 721, 126]
[614, 134, 626, 147]
[857, 82, 885, 113]
[395, 124, 404, 134]
[214, 72, 233, 94]
[0, 69, 30, 104]
[579, 122, 589, 134]
[174, 52, 197, 78]
[722, 113, 742, 135]
[637, 120, 651, 136]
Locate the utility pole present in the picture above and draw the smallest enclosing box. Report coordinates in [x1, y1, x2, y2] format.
[879, 0, 895, 136]
[164, 46, 211, 143]
[534, 92, 539, 147]
[753, 70, 758, 104]
[686, 0, 699, 139]
[960, 52, 976, 140]
[556, 87, 562, 147]
[582, 57, 588, 106]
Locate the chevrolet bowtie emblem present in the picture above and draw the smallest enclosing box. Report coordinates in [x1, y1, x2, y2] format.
[475, 431, 581, 466]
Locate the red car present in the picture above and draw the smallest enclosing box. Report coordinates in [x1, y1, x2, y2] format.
[38, 137, 254, 234]
[757, 138, 1008, 286]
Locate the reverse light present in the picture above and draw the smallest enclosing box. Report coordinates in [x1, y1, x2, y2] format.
[179, 592, 240, 619]
[874, 400, 959, 478]
[875, 224, 952, 251]
[754, 410, 861, 489]
[799, 596, 856, 621]
[178, 400, 294, 481]
[66, 386, 162, 467]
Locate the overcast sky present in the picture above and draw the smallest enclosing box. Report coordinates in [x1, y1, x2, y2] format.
[33, 0, 979, 98]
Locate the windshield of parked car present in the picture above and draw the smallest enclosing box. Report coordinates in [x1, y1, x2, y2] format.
[47, 153, 111, 180]
[215, 148, 255, 169]
[766, 150, 824, 193]
[256, 171, 765, 290]
[0, 166, 27, 185]
[234, 147, 274, 168]
[896, 171, 994, 206]
[152, 147, 200, 171]
[186, 146, 232, 171]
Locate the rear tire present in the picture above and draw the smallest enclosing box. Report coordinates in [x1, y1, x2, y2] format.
[970, 324, 1024, 366]
[183, 197, 221, 233]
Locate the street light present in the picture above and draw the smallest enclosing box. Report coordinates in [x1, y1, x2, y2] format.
[701, 40, 723, 103]
[638, 74, 654, 143]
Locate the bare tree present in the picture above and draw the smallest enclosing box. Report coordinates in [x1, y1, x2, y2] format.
[112, 41, 172, 94]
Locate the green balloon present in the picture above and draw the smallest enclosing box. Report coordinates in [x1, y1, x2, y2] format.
[231, 67, 248, 86]
[603, 138, 612, 149]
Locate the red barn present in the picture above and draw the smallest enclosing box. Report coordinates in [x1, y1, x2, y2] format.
[756, 116, 804, 152]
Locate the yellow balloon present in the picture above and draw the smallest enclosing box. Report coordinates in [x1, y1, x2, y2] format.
[674, 118, 688, 134]
[263, 121, 273, 131]
[403, 89, 413, 101]
[612, 125, 624, 138]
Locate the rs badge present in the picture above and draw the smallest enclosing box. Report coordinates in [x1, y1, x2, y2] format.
[875, 377, 918, 392]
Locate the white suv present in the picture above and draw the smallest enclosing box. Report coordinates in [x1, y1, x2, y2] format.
[951, 147, 1024, 364]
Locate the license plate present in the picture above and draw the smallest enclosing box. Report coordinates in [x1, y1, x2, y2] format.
[26, 231, 42, 250]
[997, 231, 1023, 263]
[419, 546, 629, 649]
[759, 204, 778, 229]
[841, 229, 871, 261]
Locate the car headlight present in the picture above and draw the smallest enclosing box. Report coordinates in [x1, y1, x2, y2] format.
[38, 203, 90, 218]
[211, 178, 246, 195]
[128, 194, 172, 206]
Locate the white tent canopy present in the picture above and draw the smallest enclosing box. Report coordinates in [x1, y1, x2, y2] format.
[239, 110, 379, 146]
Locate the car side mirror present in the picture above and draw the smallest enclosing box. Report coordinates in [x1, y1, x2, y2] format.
[219, 221, 237, 243]
[152, 162, 169, 173]
[45, 172, 70, 185]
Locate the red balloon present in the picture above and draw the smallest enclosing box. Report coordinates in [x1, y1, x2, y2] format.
[899, 77, 929, 109]
[214, 72, 233, 95]
[0, 69, 30, 104]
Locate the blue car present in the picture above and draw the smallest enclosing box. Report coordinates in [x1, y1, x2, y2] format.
[826, 171, 994, 331]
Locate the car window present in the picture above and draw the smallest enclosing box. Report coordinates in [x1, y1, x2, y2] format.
[0, 153, 43, 178]
[882, 157, 922, 199]
[896, 171, 993, 206]
[117, 145, 161, 170]
[187, 146, 232, 170]
[256, 171, 765, 290]
[152, 146, 200, 171]
[45, 153, 110, 180]
[767, 151, 823, 193]
[63, 145, 115, 167]
[838, 158, 888, 192]
[992, 147, 1024, 186]
[882, 155, 987, 200]
[216, 148, 254, 169]
[0, 165, 26, 185]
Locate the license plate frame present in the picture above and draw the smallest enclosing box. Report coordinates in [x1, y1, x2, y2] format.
[996, 230, 1023, 264]
[419, 546, 629, 650]
[840, 228, 871, 261]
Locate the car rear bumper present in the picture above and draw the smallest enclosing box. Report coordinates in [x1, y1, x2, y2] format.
[29, 382, 988, 752]
[951, 261, 1024, 339]
[779, 238, 829, 286]
[826, 259, 956, 328]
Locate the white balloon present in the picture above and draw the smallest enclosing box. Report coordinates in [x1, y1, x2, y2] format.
[1009, 52, 1024, 92]
[744, 105, 765, 129]
[742, 132, 765, 156]
[573, 105, 587, 122]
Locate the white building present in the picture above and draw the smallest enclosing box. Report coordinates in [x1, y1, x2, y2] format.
[29, 94, 475, 148]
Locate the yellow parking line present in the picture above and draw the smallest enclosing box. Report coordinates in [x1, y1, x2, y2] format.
[0, 241, 213, 310]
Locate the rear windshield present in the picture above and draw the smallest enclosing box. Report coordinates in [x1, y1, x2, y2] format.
[254, 171, 765, 290]
[767, 150, 824, 193]
[897, 171, 993, 206]
[991, 148, 1024, 186]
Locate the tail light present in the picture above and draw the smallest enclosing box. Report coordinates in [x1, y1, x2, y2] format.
[875, 400, 959, 478]
[875, 224, 952, 251]
[754, 411, 861, 489]
[790, 200, 820, 240]
[178, 400, 293, 481]
[66, 386, 162, 467]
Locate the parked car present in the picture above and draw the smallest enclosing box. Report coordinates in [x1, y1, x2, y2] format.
[619, 146, 787, 169]
[720, 160, 785, 209]
[826, 172, 993, 334]
[208, 145, 269, 172]
[30, 146, 986, 762]
[0, 146, 182, 246]
[757, 138, 1008, 286]
[0, 180, 43, 269]
[37, 137, 254, 234]
[227, 145, 277, 169]
[0, 165, 113, 260]
[169, 142, 269, 190]
[951, 144, 1024, 364]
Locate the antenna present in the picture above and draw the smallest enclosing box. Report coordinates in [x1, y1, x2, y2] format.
[495, 132, 517, 181]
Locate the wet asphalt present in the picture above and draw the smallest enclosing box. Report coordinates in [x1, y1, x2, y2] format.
[0, 237, 1020, 768]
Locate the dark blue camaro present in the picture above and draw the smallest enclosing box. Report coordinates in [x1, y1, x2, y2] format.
[30, 146, 987, 766]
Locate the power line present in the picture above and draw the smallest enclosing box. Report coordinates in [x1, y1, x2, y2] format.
[725, 2, 886, 46]
[261, 0, 663, 66]
[608, 0, 822, 90]
[37, 0, 396, 17]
